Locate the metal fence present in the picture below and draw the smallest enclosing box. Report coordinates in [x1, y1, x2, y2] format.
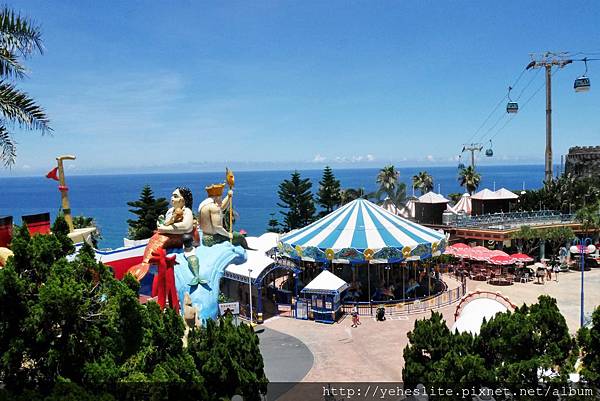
[341, 280, 467, 317]
[453, 210, 575, 230]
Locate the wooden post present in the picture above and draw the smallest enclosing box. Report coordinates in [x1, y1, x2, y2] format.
[56, 155, 76, 232]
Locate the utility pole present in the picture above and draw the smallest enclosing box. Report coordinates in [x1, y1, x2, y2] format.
[461, 143, 483, 169]
[526, 52, 572, 184]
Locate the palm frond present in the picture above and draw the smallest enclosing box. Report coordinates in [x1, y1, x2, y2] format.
[0, 80, 50, 131]
[0, 124, 16, 166]
[0, 7, 43, 57]
[0, 48, 25, 78]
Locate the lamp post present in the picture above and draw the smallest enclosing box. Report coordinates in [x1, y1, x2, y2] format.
[570, 238, 596, 328]
[248, 268, 253, 324]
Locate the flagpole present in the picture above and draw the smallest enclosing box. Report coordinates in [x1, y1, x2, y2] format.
[56, 155, 76, 232]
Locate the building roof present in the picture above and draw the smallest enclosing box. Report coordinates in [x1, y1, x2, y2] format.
[451, 297, 508, 335]
[494, 188, 519, 200]
[301, 270, 349, 295]
[471, 188, 497, 200]
[418, 191, 450, 204]
[279, 198, 447, 263]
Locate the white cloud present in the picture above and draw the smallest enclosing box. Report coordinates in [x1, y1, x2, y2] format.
[366, 154, 375, 161]
[312, 154, 326, 163]
[426, 155, 435, 162]
[21, 164, 31, 170]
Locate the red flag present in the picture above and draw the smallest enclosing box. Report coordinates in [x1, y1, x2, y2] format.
[46, 167, 59, 181]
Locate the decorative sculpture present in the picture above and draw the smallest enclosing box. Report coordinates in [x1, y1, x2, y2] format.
[198, 183, 232, 244]
[198, 180, 252, 249]
[128, 187, 194, 281]
[148, 247, 180, 313]
[183, 234, 206, 286]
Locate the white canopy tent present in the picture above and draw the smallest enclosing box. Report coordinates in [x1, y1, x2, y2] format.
[448, 193, 472, 215]
[301, 270, 349, 295]
[494, 188, 519, 200]
[398, 197, 417, 219]
[381, 197, 401, 215]
[418, 191, 450, 204]
[471, 188, 498, 200]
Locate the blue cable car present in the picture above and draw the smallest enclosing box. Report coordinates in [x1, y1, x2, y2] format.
[574, 58, 591, 93]
[506, 86, 518, 114]
[485, 140, 493, 157]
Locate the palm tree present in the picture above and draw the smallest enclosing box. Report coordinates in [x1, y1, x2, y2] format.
[458, 166, 481, 195]
[340, 187, 376, 205]
[0, 7, 50, 166]
[375, 165, 400, 203]
[412, 171, 434, 195]
[575, 201, 600, 240]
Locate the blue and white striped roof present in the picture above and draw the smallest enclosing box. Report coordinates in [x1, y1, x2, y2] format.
[279, 198, 447, 262]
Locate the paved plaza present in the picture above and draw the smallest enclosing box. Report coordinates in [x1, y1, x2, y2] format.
[261, 269, 600, 383]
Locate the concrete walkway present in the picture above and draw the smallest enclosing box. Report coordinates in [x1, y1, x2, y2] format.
[261, 269, 600, 383]
[465, 268, 600, 332]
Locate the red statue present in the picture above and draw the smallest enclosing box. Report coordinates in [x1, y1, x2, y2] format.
[148, 248, 180, 314]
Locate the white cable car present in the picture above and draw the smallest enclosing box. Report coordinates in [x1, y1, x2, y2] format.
[574, 58, 591, 92]
[506, 86, 518, 114]
[485, 140, 493, 157]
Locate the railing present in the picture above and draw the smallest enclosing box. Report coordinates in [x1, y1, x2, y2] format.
[341, 278, 467, 317]
[452, 210, 575, 230]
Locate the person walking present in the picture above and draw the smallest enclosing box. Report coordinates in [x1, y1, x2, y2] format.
[351, 304, 358, 328]
[553, 263, 560, 283]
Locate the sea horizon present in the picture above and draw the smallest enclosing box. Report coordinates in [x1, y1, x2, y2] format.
[1, 164, 554, 249]
[0, 161, 558, 179]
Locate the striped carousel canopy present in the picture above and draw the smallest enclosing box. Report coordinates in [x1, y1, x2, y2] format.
[278, 198, 447, 263]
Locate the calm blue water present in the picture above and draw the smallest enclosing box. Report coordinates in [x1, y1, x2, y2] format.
[0, 165, 546, 249]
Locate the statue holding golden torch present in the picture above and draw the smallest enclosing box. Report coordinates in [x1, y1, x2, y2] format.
[226, 167, 235, 243]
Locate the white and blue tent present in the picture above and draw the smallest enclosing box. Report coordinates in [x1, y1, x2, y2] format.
[279, 198, 447, 263]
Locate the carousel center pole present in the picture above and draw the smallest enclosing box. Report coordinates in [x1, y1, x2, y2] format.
[56, 155, 76, 232]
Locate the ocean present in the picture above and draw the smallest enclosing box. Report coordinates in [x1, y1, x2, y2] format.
[0, 165, 547, 249]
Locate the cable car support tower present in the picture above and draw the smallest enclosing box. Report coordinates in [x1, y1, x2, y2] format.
[525, 52, 573, 184]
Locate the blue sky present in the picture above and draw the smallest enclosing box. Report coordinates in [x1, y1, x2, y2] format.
[3, 0, 600, 175]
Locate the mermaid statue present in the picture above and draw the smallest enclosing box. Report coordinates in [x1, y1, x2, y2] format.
[128, 187, 194, 281]
[182, 234, 207, 286]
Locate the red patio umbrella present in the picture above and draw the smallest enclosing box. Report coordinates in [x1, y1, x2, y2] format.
[488, 255, 515, 265]
[451, 243, 470, 248]
[489, 250, 510, 257]
[510, 253, 534, 262]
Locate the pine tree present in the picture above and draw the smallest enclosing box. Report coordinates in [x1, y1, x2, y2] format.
[266, 213, 281, 233]
[277, 171, 316, 231]
[0, 219, 268, 400]
[316, 166, 342, 217]
[127, 185, 169, 240]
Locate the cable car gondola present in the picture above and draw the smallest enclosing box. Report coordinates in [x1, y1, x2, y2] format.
[574, 58, 591, 93]
[506, 86, 518, 113]
[485, 140, 493, 157]
[457, 154, 465, 170]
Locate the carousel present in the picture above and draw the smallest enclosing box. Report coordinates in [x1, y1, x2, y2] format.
[278, 198, 448, 320]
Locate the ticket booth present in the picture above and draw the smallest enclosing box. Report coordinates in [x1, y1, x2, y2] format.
[301, 270, 349, 324]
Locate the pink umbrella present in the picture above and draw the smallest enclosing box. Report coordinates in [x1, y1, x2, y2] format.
[489, 250, 510, 257]
[470, 246, 493, 261]
[511, 253, 534, 262]
[488, 255, 515, 265]
[451, 243, 470, 249]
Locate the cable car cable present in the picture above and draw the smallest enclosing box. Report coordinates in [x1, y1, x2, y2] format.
[464, 68, 527, 144]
